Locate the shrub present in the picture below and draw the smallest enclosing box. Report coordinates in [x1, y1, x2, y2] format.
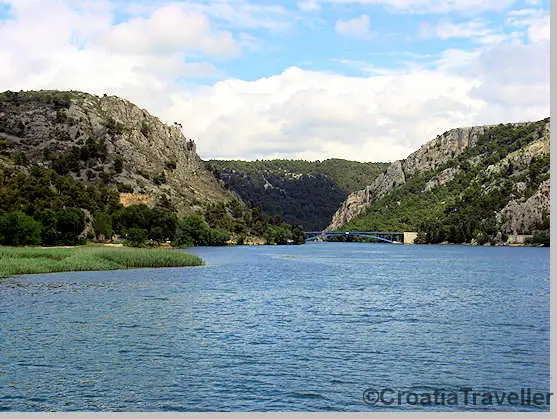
[153, 171, 166, 185]
[125, 228, 148, 247]
[165, 159, 177, 170]
[116, 183, 134, 193]
[525, 230, 550, 247]
[105, 117, 124, 136]
[0, 137, 8, 153]
[140, 121, 149, 137]
[13, 152, 28, 166]
[56, 109, 67, 123]
[113, 155, 124, 173]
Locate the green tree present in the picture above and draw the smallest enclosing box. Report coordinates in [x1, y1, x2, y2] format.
[93, 212, 113, 240]
[149, 226, 166, 244]
[174, 214, 209, 247]
[291, 224, 306, 244]
[125, 227, 148, 247]
[0, 211, 42, 246]
[55, 208, 85, 245]
[150, 207, 177, 241]
[113, 204, 152, 234]
[200, 227, 230, 246]
[36, 208, 58, 245]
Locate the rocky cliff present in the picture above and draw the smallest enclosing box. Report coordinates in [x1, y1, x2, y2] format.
[0, 90, 231, 215]
[326, 118, 550, 245]
[326, 125, 494, 231]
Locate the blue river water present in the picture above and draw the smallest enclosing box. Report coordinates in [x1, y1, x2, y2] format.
[0, 243, 550, 411]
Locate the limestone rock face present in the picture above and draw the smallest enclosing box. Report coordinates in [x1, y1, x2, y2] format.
[497, 180, 550, 235]
[0, 91, 232, 215]
[325, 121, 549, 233]
[423, 167, 461, 193]
[325, 160, 406, 231]
[326, 125, 492, 231]
[402, 125, 491, 178]
[325, 186, 373, 232]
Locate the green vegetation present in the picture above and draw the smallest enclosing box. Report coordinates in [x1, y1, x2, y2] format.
[0, 166, 120, 246]
[0, 211, 42, 245]
[342, 119, 550, 244]
[0, 245, 204, 279]
[525, 229, 550, 246]
[206, 158, 388, 230]
[0, 164, 305, 248]
[0, 90, 72, 110]
[113, 154, 124, 173]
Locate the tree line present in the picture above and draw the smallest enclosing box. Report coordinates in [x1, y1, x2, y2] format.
[0, 166, 305, 247]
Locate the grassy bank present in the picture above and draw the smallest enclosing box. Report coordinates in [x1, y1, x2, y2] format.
[0, 245, 204, 279]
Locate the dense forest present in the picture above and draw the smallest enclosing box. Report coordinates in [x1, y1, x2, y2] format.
[0, 166, 306, 246]
[341, 119, 550, 245]
[206, 159, 388, 230]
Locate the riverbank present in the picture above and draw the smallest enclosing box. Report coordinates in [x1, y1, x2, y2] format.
[0, 245, 204, 279]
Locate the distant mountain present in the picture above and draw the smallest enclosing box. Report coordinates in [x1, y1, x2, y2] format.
[205, 159, 389, 230]
[326, 118, 550, 246]
[0, 90, 231, 216]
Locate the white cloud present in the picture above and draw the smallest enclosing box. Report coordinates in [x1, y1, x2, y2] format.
[309, 0, 518, 15]
[298, 0, 321, 11]
[101, 4, 240, 58]
[0, 0, 549, 163]
[174, 0, 293, 32]
[0, 0, 230, 115]
[420, 18, 510, 44]
[506, 8, 549, 43]
[162, 38, 547, 162]
[335, 14, 373, 39]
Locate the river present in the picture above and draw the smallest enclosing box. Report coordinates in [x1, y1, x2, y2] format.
[0, 243, 550, 411]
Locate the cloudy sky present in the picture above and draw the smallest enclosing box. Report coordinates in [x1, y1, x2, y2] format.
[0, 0, 550, 162]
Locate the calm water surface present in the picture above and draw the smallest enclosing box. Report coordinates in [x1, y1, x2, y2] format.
[0, 243, 550, 411]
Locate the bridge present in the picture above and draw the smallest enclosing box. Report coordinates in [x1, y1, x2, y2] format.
[304, 231, 418, 244]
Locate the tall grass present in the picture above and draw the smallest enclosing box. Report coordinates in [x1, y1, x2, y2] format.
[0, 246, 204, 279]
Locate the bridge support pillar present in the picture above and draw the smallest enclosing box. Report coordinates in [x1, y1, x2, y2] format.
[403, 232, 418, 244]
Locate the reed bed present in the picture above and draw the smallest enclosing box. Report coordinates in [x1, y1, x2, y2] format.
[0, 245, 204, 279]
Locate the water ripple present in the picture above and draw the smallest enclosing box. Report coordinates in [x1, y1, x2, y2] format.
[0, 243, 549, 411]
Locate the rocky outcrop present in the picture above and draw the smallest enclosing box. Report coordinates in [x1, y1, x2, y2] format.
[402, 125, 492, 177]
[0, 91, 232, 215]
[325, 120, 550, 233]
[423, 167, 461, 193]
[325, 125, 493, 231]
[497, 180, 550, 235]
[119, 193, 154, 208]
[325, 186, 373, 232]
[326, 160, 406, 231]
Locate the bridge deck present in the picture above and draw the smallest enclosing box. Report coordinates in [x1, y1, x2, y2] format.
[304, 231, 404, 244]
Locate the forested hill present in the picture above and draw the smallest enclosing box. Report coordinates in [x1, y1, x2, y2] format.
[205, 159, 389, 230]
[0, 90, 231, 215]
[328, 118, 550, 246]
[0, 90, 307, 247]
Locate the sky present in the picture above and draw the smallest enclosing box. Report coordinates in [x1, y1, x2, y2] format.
[0, 0, 550, 162]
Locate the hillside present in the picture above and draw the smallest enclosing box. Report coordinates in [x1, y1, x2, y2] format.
[205, 159, 389, 230]
[326, 118, 550, 245]
[0, 90, 230, 215]
[0, 90, 306, 247]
